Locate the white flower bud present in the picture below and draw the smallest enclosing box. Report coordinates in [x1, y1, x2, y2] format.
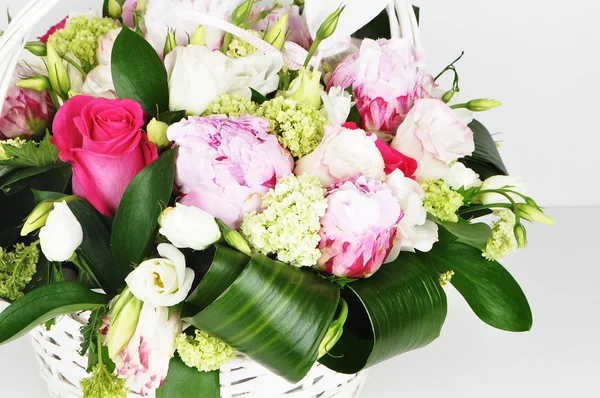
[159, 203, 221, 251]
[39, 201, 83, 262]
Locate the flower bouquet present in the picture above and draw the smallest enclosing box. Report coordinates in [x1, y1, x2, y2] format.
[0, 0, 554, 397]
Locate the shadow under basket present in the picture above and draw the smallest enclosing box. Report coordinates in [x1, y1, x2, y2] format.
[29, 312, 368, 398]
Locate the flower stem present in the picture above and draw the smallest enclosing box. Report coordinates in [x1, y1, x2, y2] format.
[61, 54, 87, 80]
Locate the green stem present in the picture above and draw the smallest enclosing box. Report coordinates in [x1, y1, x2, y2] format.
[97, 333, 103, 367]
[61, 54, 87, 80]
[434, 51, 464, 81]
[450, 103, 469, 110]
[221, 32, 233, 53]
[475, 189, 522, 224]
[303, 38, 321, 68]
[458, 203, 513, 215]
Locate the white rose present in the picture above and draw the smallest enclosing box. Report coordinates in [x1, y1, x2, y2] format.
[229, 52, 283, 98]
[159, 203, 222, 250]
[294, 125, 385, 187]
[320, 86, 353, 125]
[443, 162, 482, 190]
[391, 98, 474, 182]
[39, 201, 83, 262]
[165, 45, 237, 115]
[385, 170, 439, 262]
[126, 243, 195, 307]
[97, 28, 121, 66]
[479, 175, 529, 206]
[82, 65, 117, 99]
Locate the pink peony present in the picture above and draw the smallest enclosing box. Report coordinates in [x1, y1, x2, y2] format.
[114, 304, 181, 396]
[51, 96, 158, 216]
[327, 38, 431, 140]
[0, 67, 53, 139]
[391, 98, 474, 181]
[167, 115, 294, 228]
[318, 175, 402, 278]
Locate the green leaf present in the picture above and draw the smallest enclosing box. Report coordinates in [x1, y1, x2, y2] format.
[0, 164, 71, 195]
[112, 149, 176, 271]
[0, 134, 59, 168]
[157, 355, 220, 398]
[250, 88, 268, 104]
[79, 306, 109, 356]
[0, 281, 109, 345]
[319, 253, 447, 374]
[68, 200, 125, 295]
[111, 27, 169, 115]
[158, 110, 186, 125]
[87, 342, 116, 373]
[431, 216, 492, 250]
[460, 120, 509, 179]
[427, 241, 533, 332]
[186, 251, 340, 383]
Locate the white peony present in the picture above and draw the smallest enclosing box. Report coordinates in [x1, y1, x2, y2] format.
[294, 125, 385, 187]
[39, 201, 83, 262]
[320, 86, 353, 125]
[159, 203, 222, 251]
[126, 243, 195, 307]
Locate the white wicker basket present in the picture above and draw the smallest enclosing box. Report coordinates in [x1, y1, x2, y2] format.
[29, 312, 368, 398]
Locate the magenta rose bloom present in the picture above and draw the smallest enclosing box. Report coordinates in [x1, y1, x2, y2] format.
[318, 175, 402, 279]
[327, 38, 431, 140]
[51, 96, 158, 216]
[0, 67, 53, 139]
[167, 115, 294, 228]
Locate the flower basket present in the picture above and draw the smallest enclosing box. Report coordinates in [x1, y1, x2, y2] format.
[30, 312, 368, 398]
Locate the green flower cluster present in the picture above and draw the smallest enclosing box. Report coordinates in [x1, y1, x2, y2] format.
[241, 174, 328, 267]
[80, 364, 128, 398]
[0, 242, 39, 301]
[203, 94, 258, 118]
[256, 97, 326, 157]
[47, 16, 117, 68]
[175, 330, 235, 372]
[0, 137, 27, 161]
[421, 180, 464, 223]
[226, 30, 261, 58]
[483, 210, 516, 261]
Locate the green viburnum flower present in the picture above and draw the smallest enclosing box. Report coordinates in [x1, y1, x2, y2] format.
[241, 174, 328, 267]
[0, 137, 27, 161]
[47, 16, 118, 68]
[256, 96, 326, 157]
[421, 180, 464, 223]
[0, 242, 39, 301]
[483, 209, 517, 261]
[203, 94, 258, 119]
[226, 30, 261, 58]
[175, 330, 235, 372]
[80, 364, 128, 398]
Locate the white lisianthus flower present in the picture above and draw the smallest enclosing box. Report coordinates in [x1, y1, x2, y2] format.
[320, 86, 353, 125]
[159, 203, 221, 251]
[82, 65, 117, 99]
[39, 201, 83, 262]
[444, 162, 482, 190]
[126, 243, 195, 307]
[295, 125, 385, 187]
[165, 45, 237, 116]
[479, 175, 529, 206]
[385, 170, 439, 262]
[96, 28, 120, 66]
[229, 52, 283, 98]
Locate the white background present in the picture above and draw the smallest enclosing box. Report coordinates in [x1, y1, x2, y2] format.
[1, 1, 599, 397]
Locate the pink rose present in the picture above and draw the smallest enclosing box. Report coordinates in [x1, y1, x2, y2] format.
[0, 67, 53, 139]
[51, 96, 158, 216]
[391, 98, 474, 181]
[167, 115, 294, 228]
[318, 175, 402, 279]
[39, 17, 67, 44]
[327, 38, 431, 140]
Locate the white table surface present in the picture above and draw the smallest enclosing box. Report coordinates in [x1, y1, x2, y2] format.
[0, 207, 597, 397]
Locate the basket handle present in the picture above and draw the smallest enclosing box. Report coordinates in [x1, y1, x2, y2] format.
[0, 0, 420, 117]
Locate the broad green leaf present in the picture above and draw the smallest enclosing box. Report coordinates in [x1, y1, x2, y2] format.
[250, 88, 268, 104]
[158, 110, 186, 125]
[428, 241, 532, 332]
[460, 120, 509, 179]
[319, 253, 447, 374]
[157, 355, 220, 398]
[68, 200, 125, 295]
[0, 281, 109, 344]
[112, 27, 169, 115]
[0, 164, 70, 195]
[112, 149, 176, 270]
[431, 216, 492, 250]
[0, 134, 59, 168]
[186, 252, 340, 383]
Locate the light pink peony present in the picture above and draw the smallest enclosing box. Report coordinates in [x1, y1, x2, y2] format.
[168, 115, 294, 228]
[0, 67, 53, 139]
[391, 98, 474, 181]
[318, 175, 402, 278]
[327, 38, 431, 140]
[114, 304, 181, 396]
